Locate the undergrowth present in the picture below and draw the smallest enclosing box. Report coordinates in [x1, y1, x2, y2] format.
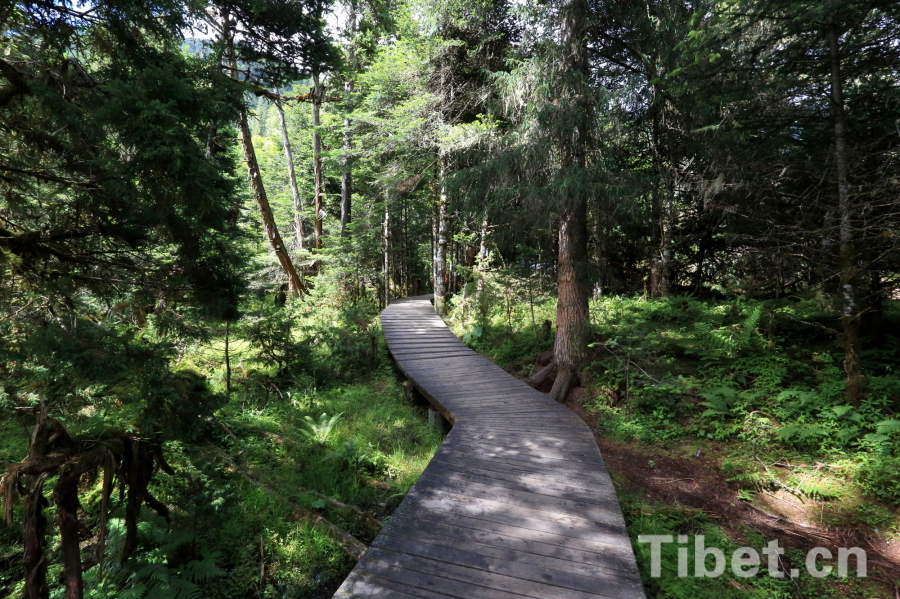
[0, 277, 441, 599]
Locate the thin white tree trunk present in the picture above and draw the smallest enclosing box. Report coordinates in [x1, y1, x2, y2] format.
[312, 74, 324, 249]
[274, 91, 304, 249]
[434, 154, 449, 315]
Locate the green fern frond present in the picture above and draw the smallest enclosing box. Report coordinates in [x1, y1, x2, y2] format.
[182, 556, 226, 584]
[790, 477, 841, 501]
[300, 412, 343, 444]
[135, 563, 169, 584]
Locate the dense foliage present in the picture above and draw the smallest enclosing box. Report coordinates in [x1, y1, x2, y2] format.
[2, 0, 900, 597]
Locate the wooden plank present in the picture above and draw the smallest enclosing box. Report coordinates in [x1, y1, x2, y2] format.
[387, 343, 467, 351]
[415, 472, 623, 522]
[432, 447, 611, 484]
[335, 574, 448, 599]
[460, 416, 586, 427]
[421, 377, 533, 388]
[439, 438, 608, 463]
[436, 437, 608, 467]
[391, 349, 477, 360]
[458, 428, 598, 446]
[423, 461, 613, 503]
[393, 502, 636, 556]
[381, 518, 641, 576]
[372, 534, 644, 598]
[433, 454, 611, 492]
[351, 555, 551, 599]
[429, 392, 550, 404]
[360, 547, 639, 599]
[419, 466, 617, 510]
[376, 525, 637, 583]
[404, 479, 629, 536]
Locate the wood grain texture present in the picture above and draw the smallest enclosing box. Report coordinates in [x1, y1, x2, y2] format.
[332, 295, 645, 599]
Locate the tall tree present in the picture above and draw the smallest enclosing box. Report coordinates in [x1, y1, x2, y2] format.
[709, 0, 900, 402]
[274, 90, 306, 249]
[341, 4, 358, 237]
[544, 0, 593, 401]
[463, 0, 598, 401]
[311, 72, 325, 249]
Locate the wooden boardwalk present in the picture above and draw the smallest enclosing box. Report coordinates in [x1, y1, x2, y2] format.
[333, 296, 646, 599]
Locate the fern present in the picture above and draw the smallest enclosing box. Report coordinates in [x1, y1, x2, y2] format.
[182, 550, 227, 584]
[876, 419, 900, 435]
[135, 563, 170, 584]
[775, 423, 828, 443]
[738, 306, 763, 348]
[300, 412, 343, 444]
[699, 386, 737, 418]
[789, 477, 842, 501]
[83, 519, 224, 599]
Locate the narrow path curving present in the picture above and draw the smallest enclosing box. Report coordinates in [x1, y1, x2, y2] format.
[333, 295, 646, 599]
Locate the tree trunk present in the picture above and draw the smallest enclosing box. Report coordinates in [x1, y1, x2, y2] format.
[340, 8, 356, 237]
[477, 212, 488, 293]
[649, 107, 671, 298]
[383, 195, 390, 307]
[546, 0, 592, 403]
[55, 469, 83, 599]
[237, 109, 306, 295]
[549, 200, 591, 402]
[225, 320, 232, 394]
[23, 407, 50, 599]
[274, 92, 304, 250]
[224, 28, 304, 295]
[828, 12, 863, 404]
[312, 74, 324, 249]
[23, 474, 49, 599]
[434, 155, 449, 315]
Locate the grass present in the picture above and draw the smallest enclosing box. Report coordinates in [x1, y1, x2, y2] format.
[138, 349, 443, 597]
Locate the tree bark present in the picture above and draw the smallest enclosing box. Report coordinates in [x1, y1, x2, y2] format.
[434, 155, 449, 315]
[223, 25, 305, 295]
[274, 91, 305, 250]
[312, 74, 324, 249]
[477, 211, 488, 293]
[828, 12, 863, 404]
[22, 405, 50, 599]
[549, 199, 591, 402]
[383, 194, 391, 308]
[22, 474, 49, 599]
[547, 0, 592, 403]
[55, 469, 83, 599]
[237, 109, 306, 295]
[649, 106, 671, 298]
[340, 8, 356, 237]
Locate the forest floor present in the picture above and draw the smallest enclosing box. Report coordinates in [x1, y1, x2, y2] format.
[567, 396, 900, 596]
